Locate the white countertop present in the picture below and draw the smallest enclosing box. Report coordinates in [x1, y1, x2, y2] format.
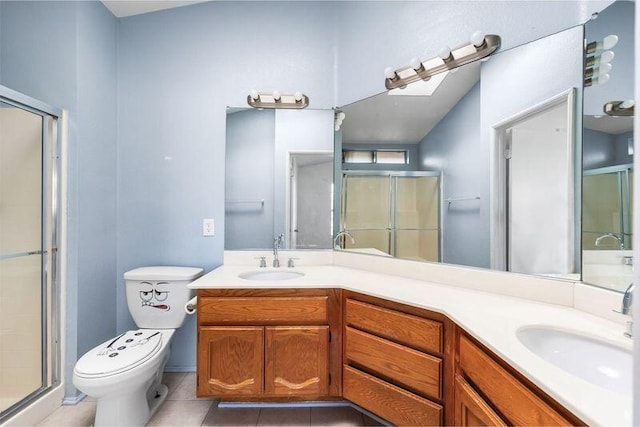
[189, 256, 632, 427]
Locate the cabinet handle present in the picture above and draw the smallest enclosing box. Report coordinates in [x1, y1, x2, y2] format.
[210, 378, 255, 390]
[274, 376, 320, 390]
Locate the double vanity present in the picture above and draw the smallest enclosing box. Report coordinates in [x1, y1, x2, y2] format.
[189, 251, 632, 426]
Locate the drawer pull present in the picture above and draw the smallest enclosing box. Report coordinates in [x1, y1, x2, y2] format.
[209, 378, 255, 390]
[274, 376, 320, 390]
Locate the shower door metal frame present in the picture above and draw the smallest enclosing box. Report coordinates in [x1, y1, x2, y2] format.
[0, 84, 62, 423]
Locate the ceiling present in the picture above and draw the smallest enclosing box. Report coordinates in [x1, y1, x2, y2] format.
[101, 1, 210, 18]
[341, 62, 481, 145]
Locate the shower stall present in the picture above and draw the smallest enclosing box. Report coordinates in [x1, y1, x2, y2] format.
[339, 171, 441, 262]
[0, 86, 62, 423]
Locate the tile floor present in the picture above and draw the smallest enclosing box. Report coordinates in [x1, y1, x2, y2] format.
[37, 373, 384, 426]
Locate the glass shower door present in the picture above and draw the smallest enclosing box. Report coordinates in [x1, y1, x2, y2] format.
[0, 96, 58, 420]
[394, 175, 441, 262]
[341, 175, 391, 255]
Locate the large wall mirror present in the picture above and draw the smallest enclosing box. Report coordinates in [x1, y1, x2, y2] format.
[334, 23, 585, 281]
[225, 108, 335, 251]
[581, 0, 635, 293]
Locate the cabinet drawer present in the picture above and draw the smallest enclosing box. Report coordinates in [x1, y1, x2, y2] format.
[345, 327, 441, 400]
[459, 335, 575, 426]
[345, 298, 442, 354]
[199, 296, 328, 324]
[343, 365, 442, 426]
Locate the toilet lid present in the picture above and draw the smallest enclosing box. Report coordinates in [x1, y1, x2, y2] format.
[74, 329, 164, 377]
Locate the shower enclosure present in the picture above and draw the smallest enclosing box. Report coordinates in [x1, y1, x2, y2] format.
[339, 171, 441, 262]
[0, 86, 61, 423]
[582, 164, 633, 250]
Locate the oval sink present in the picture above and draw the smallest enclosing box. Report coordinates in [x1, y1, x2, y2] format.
[238, 270, 305, 281]
[517, 326, 631, 394]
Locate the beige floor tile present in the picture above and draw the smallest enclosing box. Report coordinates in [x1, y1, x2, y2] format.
[202, 403, 260, 426]
[37, 401, 96, 427]
[310, 406, 364, 427]
[257, 407, 311, 427]
[166, 372, 207, 401]
[146, 400, 214, 426]
[164, 372, 188, 399]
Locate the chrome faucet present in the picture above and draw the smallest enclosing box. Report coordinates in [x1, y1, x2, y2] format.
[273, 233, 284, 267]
[334, 230, 355, 249]
[595, 232, 625, 250]
[615, 282, 634, 338]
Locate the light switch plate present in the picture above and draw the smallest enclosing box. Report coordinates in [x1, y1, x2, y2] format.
[203, 218, 214, 236]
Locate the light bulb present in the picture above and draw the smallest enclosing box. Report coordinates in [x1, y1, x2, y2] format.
[272, 90, 281, 101]
[438, 46, 452, 60]
[249, 90, 259, 100]
[621, 99, 635, 109]
[470, 30, 485, 47]
[596, 63, 612, 75]
[334, 124, 340, 131]
[336, 118, 343, 126]
[602, 34, 619, 50]
[597, 73, 610, 85]
[600, 50, 615, 64]
[384, 67, 397, 79]
[293, 91, 303, 101]
[410, 57, 422, 71]
[338, 111, 346, 120]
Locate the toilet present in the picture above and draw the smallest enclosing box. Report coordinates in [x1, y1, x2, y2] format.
[73, 266, 203, 426]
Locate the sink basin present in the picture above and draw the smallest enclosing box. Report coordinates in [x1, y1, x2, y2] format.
[238, 270, 305, 281]
[517, 326, 631, 394]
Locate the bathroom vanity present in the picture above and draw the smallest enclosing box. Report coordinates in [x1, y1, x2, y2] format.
[190, 252, 632, 426]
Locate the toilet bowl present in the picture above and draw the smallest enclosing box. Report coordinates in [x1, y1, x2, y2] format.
[73, 266, 203, 426]
[73, 329, 174, 426]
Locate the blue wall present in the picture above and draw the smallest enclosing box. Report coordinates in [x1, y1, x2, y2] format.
[0, 1, 118, 397]
[418, 83, 484, 267]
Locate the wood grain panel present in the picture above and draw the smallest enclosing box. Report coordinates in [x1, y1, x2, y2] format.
[345, 298, 442, 354]
[345, 327, 441, 400]
[197, 326, 264, 397]
[459, 335, 574, 426]
[199, 296, 328, 324]
[343, 365, 442, 426]
[265, 326, 329, 396]
[454, 374, 507, 426]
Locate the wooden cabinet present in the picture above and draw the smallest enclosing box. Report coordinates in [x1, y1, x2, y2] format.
[455, 330, 585, 426]
[196, 289, 341, 400]
[342, 292, 454, 426]
[195, 286, 584, 425]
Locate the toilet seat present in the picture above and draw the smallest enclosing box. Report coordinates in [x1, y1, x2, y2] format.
[74, 329, 165, 378]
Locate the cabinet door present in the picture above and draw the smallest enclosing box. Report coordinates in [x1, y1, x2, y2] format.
[197, 326, 264, 397]
[265, 326, 329, 396]
[454, 375, 506, 427]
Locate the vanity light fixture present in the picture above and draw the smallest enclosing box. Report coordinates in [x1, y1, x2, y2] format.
[604, 100, 635, 117]
[383, 31, 501, 91]
[584, 50, 615, 87]
[247, 90, 309, 109]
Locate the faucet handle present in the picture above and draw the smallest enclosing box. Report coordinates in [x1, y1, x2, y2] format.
[254, 256, 267, 268]
[287, 257, 300, 268]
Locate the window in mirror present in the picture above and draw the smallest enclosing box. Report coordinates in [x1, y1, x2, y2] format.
[342, 149, 408, 165]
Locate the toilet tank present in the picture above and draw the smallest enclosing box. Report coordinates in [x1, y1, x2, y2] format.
[124, 266, 203, 329]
